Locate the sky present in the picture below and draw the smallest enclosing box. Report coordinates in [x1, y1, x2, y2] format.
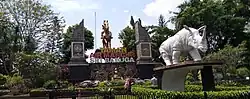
[42, 0, 187, 61]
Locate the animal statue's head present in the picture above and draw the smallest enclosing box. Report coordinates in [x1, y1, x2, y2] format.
[183, 25, 208, 53]
[102, 20, 109, 31]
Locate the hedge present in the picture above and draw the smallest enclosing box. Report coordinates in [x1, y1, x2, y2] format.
[30, 86, 126, 97]
[132, 87, 250, 99]
[29, 85, 250, 98]
[185, 85, 250, 92]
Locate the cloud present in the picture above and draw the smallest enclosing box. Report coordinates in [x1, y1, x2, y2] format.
[143, 0, 186, 18]
[46, 0, 100, 12]
[123, 10, 129, 13]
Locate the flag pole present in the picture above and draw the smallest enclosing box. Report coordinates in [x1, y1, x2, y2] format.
[94, 12, 97, 49]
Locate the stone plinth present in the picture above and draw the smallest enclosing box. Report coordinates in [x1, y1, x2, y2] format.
[67, 64, 90, 83]
[154, 62, 223, 91]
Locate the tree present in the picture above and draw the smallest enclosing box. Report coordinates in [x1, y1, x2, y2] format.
[203, 41, 247, 80]
[171, 0, 250, 53]
[118, 16, 136, 51]
[0, 12, 16, 74]
[60, 24, 94, 63]
[0, 0, 63, 53]
[44, 16, 65, 58]
[118, 26, 136, 51]
[158, 15, 167, 27]
[14, 52, 57, 87]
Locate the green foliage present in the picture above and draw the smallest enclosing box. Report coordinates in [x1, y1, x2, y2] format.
[0, 74, 7, 85]
[132, 86, 250, 99]
[0, 0, 65, 53]
[98, 80, 125, 87]
[172, 0, 250, 52]
[185, 85, 250, 92]
[58, 80, 71, 89]
[216, 81, 244, 87]
[204, 42, 247, 79]
[98, 81, 106, 87]
[109, 80, 125, 87]
[5, 74, 24, 87]
[185, 73, 194, 84]
[144, 80, 152, 86]
[237, 67, 250, 78]
[118, 26, 136, 51]
[43, 80, 57, 89]
[5, 74, 28, 95]
[14, 52, 57, 88]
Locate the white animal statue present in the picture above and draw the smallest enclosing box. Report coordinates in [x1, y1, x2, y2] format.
[159, 25, 208, 66]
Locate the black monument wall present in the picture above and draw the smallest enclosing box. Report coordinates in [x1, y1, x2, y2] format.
[68, 66, 90, 82]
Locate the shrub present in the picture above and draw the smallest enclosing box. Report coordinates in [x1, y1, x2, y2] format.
[43, 80, 57, 89]
[236, 67, 250, 78]
[0, 74, 7, 85]
[59, 80, 71, 88]
[185, 85, 250, 92]
[5, 74, 28, 95]
[109, 80, 125, 86]
[132, 87, 250, 99]
[98, 81, 107, 87]
[143, 80, 152, 86]
[14, 52, 57, 88]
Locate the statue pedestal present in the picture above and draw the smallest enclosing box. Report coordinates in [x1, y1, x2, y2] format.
[67, 64, 90, 83]
[136, 63, 156, 79]
[154, 62, 223, 91]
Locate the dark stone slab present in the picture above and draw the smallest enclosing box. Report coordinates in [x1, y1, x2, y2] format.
[67, 64, 90, 83]
[154, 61, 223, 71]
[136, 64, 154, 79]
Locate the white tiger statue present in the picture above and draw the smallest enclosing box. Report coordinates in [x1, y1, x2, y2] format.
[159, 25, 208, 66]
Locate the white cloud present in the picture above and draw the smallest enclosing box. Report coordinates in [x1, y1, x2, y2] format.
[46, 0, 100, 12]
[143, 0, 186, 18]
[123, 10, 129, 13]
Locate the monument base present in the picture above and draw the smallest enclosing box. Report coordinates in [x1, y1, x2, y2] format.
[67, 63, 90, 83]
[68, 57, 87, 64]
[154, 62, 223, 91]
[136, 63, 158, 79]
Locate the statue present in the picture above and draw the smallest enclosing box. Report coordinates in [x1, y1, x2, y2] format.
[101, 20, 112, 48]
[159, 25, 208, 66]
